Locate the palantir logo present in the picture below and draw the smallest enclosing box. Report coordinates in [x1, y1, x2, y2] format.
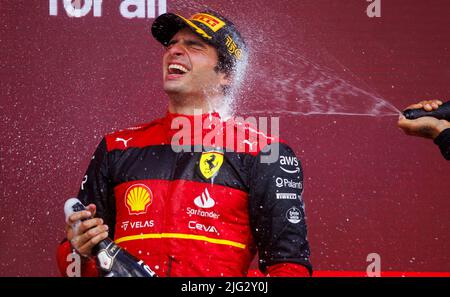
[194, 188, 215, 209]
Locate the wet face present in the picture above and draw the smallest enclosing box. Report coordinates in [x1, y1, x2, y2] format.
[163, 28, 229, 99]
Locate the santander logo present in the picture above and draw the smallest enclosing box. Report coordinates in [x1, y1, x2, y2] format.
[193, 188, 215, 209]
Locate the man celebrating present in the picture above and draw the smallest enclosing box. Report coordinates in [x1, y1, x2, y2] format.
[57, 10, 312, 277]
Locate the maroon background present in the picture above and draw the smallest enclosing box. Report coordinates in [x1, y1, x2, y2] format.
[1, 0, 449, 276]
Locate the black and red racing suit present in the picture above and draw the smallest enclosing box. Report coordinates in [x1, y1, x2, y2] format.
[57, 111, 312, 276]
[434, 128, 450, 160]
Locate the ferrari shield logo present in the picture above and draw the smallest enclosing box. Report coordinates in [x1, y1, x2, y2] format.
[199, 152, 224, 179]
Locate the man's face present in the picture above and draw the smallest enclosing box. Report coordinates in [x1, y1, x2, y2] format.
[163, 28, 228, 98]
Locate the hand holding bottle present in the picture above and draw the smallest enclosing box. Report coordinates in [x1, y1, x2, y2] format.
[65, 198, 109, 258]
[64, 198, 157, 277]
[398, 100, 450, 139]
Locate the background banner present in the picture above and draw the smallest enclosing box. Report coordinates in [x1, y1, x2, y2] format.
[1, 0, 449, 276]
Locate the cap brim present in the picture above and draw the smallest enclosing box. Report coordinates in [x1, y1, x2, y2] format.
[152, 13, 211, 46]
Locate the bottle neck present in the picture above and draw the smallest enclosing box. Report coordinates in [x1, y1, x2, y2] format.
[92, 237, 114, 255]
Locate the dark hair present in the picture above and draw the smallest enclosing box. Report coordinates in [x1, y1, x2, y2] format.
[214, 49, 235, 95]
[215, 49, 234, 74]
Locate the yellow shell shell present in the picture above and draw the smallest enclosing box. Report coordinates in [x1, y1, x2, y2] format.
[126, 185, 151, 213]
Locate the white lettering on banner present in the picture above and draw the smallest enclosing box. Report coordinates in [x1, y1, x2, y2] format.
[49, 0, 103, 17]
[366, 253, 381, 277]
[366, 0, 381, 18]
[49, 0, 58, 15]
[49, 0, 166, 18]
[66, 252, 81, 277]
[119, 0, 167, 19]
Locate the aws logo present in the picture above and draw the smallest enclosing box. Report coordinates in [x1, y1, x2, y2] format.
[124, 184, 153, 215]
[199, 151, 223, 180]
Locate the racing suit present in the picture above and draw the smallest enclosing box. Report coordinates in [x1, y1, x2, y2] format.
[434, 128, 450, 160]
[57, 111, 312, 276]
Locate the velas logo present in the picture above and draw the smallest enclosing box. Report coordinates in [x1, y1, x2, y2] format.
[120, 220, 154, 231]
[125, 184, 153, 215]
[199, 151, 223, 179]
[190, 13, 226, 32]
[194, 188, 215, 209]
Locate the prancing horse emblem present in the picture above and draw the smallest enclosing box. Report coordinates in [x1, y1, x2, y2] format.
[199, 152, 224, 179]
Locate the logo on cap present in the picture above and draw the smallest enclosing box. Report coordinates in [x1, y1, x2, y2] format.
[225, 35, 242, 60]
[177, 14, 212, 40]
[125, 184, 153, 215]
[191, 13, 226, 32]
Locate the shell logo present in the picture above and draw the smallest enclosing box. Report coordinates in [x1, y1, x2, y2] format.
[124, 184, 153, 215]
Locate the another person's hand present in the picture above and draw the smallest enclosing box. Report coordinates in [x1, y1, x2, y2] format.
[65, 203, 109, 257]
[398, 100, 450, 139]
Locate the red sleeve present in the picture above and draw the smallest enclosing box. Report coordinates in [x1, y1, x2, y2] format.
[56, 239, 99, 277]
[266, 263, 311, 277]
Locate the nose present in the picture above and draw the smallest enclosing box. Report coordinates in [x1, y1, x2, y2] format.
[167, 42, 186, 57]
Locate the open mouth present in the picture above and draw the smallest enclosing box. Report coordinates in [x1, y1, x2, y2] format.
[168, 63, 189, 75]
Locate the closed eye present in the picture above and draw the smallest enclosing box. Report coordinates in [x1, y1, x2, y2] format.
[166, 39, 178, 49]
[186, 40, 206, 50]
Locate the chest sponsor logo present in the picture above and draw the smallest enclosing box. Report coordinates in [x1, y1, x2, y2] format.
[275, 177, 303, 190]
[276, 193, 297, 200]
[199, 151, 223, 179]
[286, 206, 302, 224]
[121, 220, 155, 231]
[279, 155, 300, 174]
[188, 221, 218, 234]
[194, 188, 215, 209]
[186, 207, 220, 220]
[125, 184, 153, 215]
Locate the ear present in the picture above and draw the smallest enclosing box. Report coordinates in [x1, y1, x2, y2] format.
[218, 71, 232, 89]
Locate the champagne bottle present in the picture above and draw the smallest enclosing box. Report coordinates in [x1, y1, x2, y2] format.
[403, 101, 450, 121]
[64, 198, 157, 277]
